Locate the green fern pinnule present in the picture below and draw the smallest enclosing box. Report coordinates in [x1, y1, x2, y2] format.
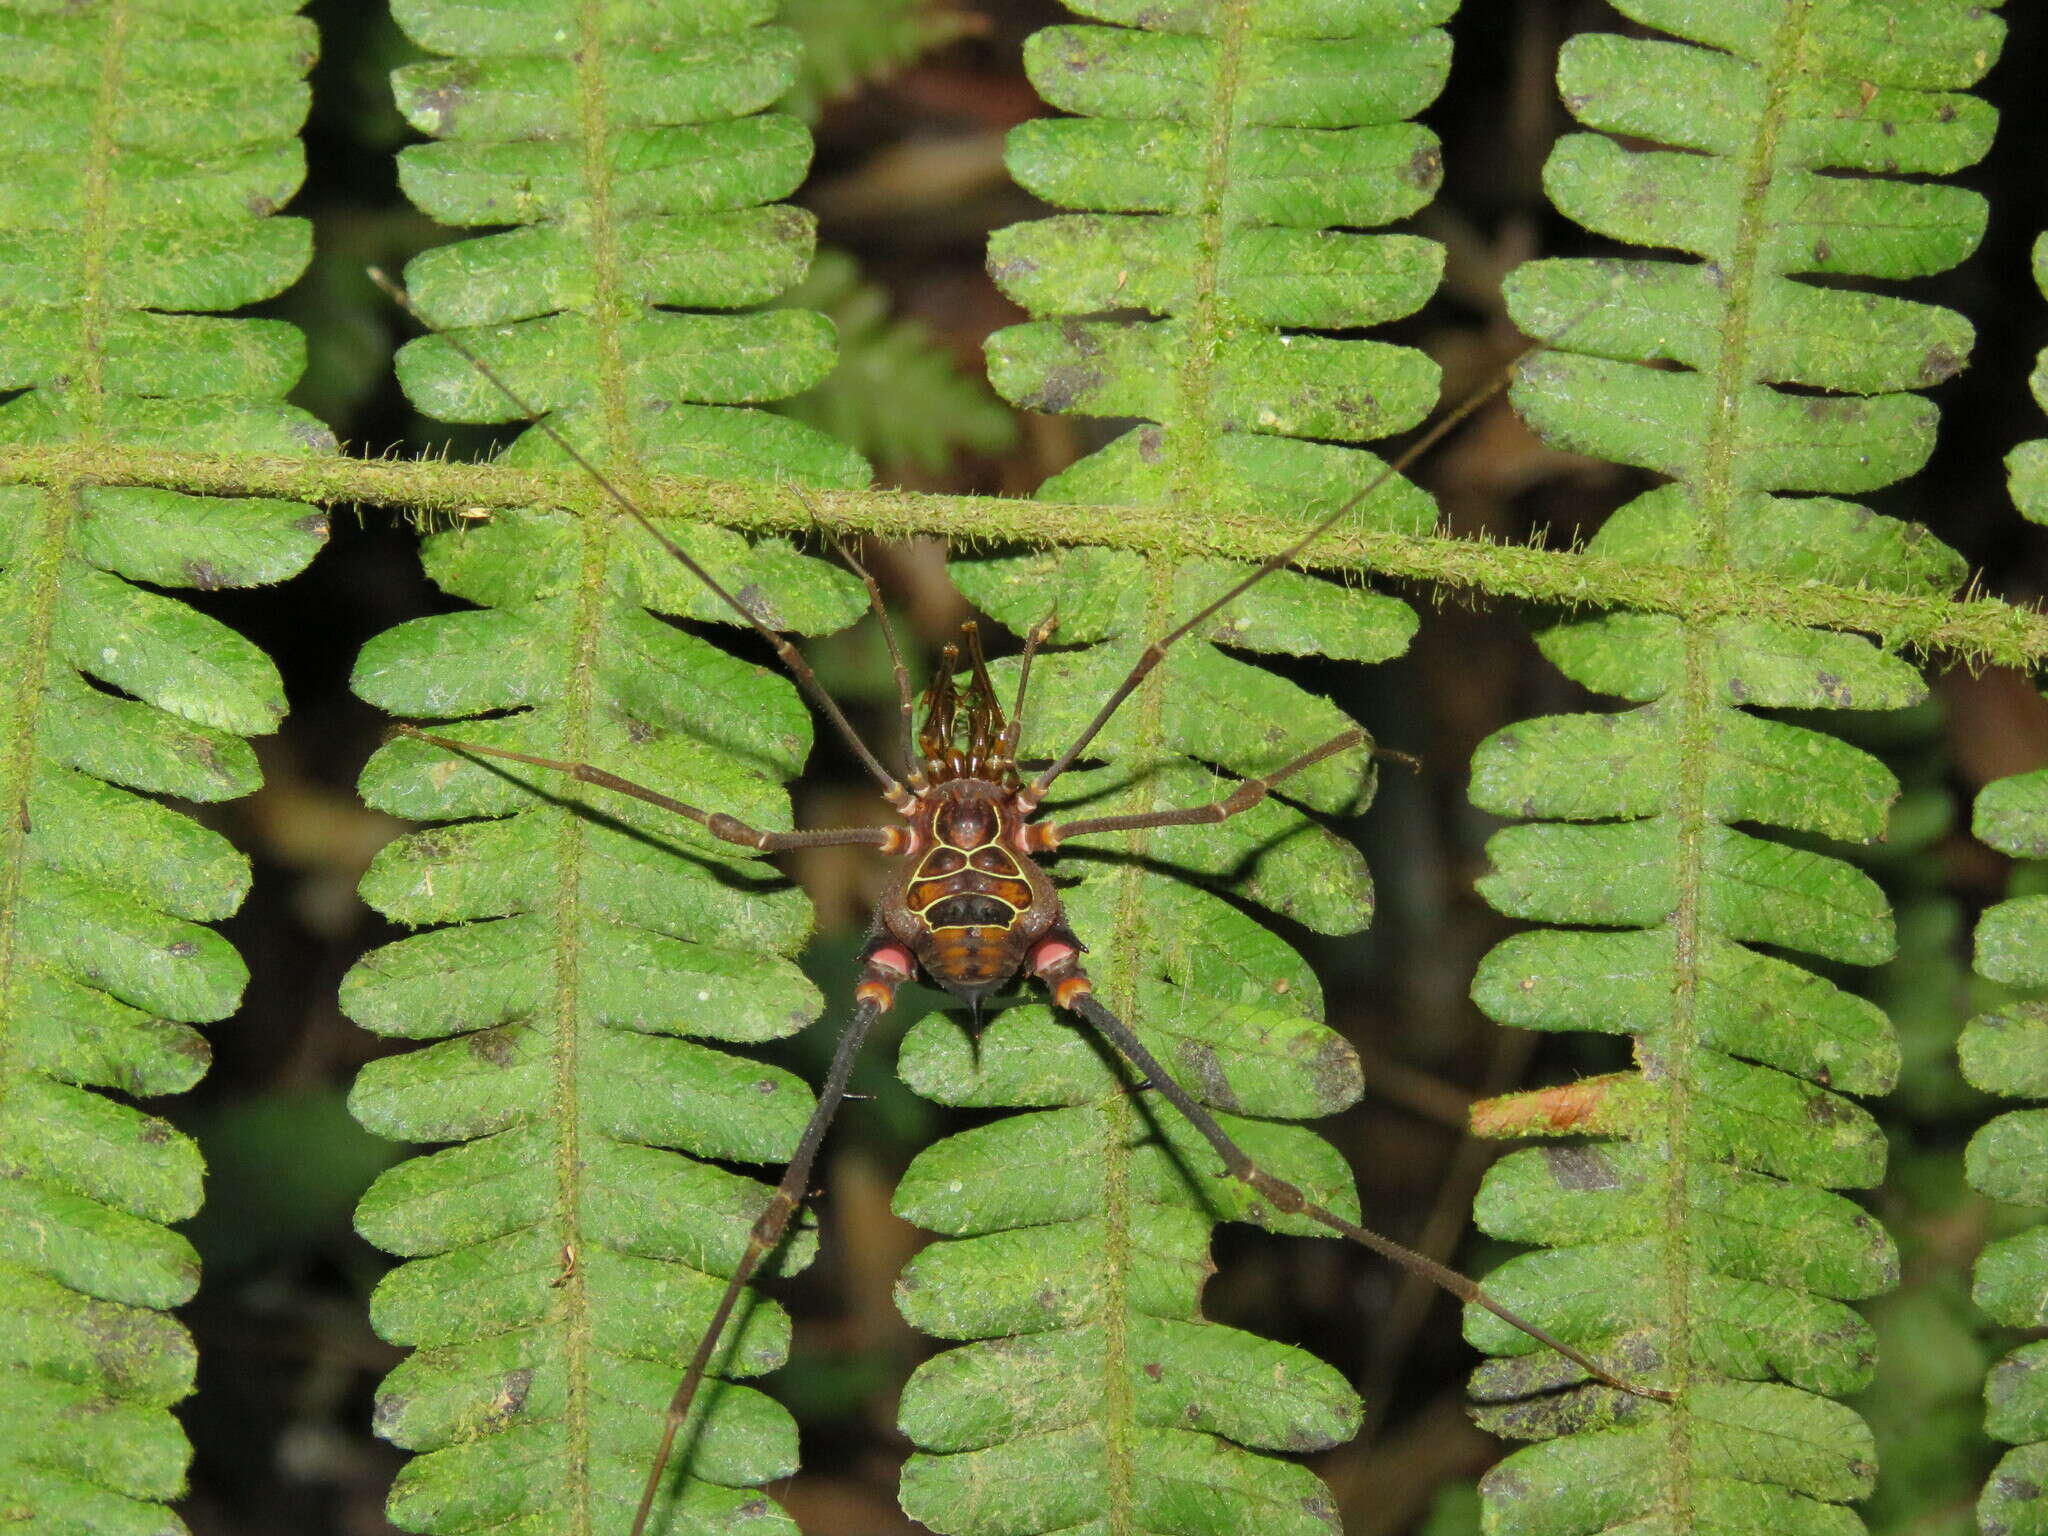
[890, 2, 1449, 1531]
[775, 0, 976, 120]
[1963, 228, 2048, 1536]
[0, 0, 327, 1526]
[345, 3, 871, 1533]
[1467, 2, 2000, 1532]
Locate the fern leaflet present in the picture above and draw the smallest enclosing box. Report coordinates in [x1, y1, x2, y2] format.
[0, 0, 326, 1526]
[889, 1, 1449, 1531]
[342, 3, 869, 1533]
[775, 0, 974, 120]
[1464, 3, 2000, 1533]
[1962, 227, 2048, 1536]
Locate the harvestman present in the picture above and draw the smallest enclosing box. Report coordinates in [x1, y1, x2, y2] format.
[369, 270, 1671, 1536]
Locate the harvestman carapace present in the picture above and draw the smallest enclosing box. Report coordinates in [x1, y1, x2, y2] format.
[367, 269, 1672, 1536]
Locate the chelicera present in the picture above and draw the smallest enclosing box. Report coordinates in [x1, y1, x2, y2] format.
[371, 271, 1672, 1536]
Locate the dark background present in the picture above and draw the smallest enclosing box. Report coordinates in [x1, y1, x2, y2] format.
[167, 3, 2048, 1533]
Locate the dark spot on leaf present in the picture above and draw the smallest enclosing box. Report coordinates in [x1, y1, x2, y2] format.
[1812, 1063, 1832, 1087]
[1176, 1042, 1242, 1114]
[1142, 1361, 1163, 1380]
[1880, 120, 1897, 137]
[1812, 238, 1833, 263]
[186, 560, 225, 590]
[1299, 1034, 1359, 1112]
[1474, 1387, 1625, 1440]
[83, 1304, 159, 1393]
[1026, 363, 1105, 414]
[1919, 343, 1964, 385]
[626, 717, 658, 746]
[986, 252, 1038, 285]
[1814, 670, 1851, 706]
[247, 191, 278, 217]
[752, 1078, 777, 1094]
[139, 1118, 171, 1145]
[738, 1499, 772, 1518]
[1725, 675, 1750, 703]
[1813, 1315, 1874, 1364]
[1562, 92, 1590, 114]
[469, 1029, 518, 1067]
[1995, 1471, 2041, 1507]
[291, 420, 339, 453]
[1807, 1089, 1855, 1125]
[1057, 318, 1104, 357]
[1882, 158, 1900, 175]
[484, 1367, 535, 1425]
[166, 940, 199, 958]
[1034, 1286, 1060, 1314]
[412, 75, 466, 132]
[1403, 142, 1442, 190]
[1299, 1493, 1336, 1525]
[294, 512, 331, 538]
[1482, 1466, 1528, 1501]
[735, 583, 783, 627]
[372, 1391, 409, 1436]
[1282, 1419, 1336, 1454]
[1543, 1144, 1620, 1190]
[1938, 102, 1958, 123]
[1135, 426, 1165, 463]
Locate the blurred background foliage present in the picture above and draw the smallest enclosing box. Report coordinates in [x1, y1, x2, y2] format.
[172, 2, 2048, 1533]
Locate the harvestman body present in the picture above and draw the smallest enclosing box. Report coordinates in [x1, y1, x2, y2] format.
[369, 270, 1670, 1536]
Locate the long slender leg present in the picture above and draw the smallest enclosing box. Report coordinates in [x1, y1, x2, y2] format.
[995, 610, 1059, 765]
[393, 725, 900, 854]
[1031, 956, 1674, 1402]
[629, 958, 903, 1536]
[369, 269, 913, 810]
[802, 498, 919, 778]
[1018, 360, 1524, 811]
[1037, 727, 1365, 847]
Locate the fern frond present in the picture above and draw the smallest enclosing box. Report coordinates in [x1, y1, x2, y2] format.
[890, 2, 1449, 1530]
[1962, 227, 2048, 1536]
[1465, 3, 2000, 1532]
[0, 0, 325, 1524]
[343, 4, 870, 1532]
[776, 0, 974, 120]
[771, 247, 1018, 473]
